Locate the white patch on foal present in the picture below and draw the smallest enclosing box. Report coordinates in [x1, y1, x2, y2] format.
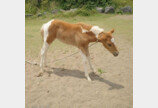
[111, 37, 114, 43]
[81, 26, 88, 33]
[90, 26, 104, 38]
[40, 19, 54, 70]
[41, 19, 54, 41]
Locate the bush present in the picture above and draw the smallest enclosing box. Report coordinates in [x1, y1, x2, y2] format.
[53, 8, 97, 18]
[25, 2, 38, 14]
[25, 0, 53, 14]
[75, 8, 97, 16]
[55, 0, 113, 10]
[40, 0, 51, 11]
[25, 0, 133, 15]
[111, 0, 133, 9]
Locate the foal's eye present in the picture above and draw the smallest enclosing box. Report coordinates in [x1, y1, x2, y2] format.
[108, 44, 112, 47]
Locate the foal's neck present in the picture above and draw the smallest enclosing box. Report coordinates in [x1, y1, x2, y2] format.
[86, 32, 98, 43]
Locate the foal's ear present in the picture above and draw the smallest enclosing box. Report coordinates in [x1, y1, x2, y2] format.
[110, 29, 114, 33]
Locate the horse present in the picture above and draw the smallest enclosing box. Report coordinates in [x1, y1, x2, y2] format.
[40, 19, 119, 81]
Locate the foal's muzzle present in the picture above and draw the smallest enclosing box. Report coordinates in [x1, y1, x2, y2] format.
[113, 51, 119, 57]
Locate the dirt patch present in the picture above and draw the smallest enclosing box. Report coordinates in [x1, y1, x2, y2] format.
[26, 33, 133, 107]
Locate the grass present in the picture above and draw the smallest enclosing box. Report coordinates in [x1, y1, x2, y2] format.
[98, 68, 106, 74]
[25, 13, 133, 58]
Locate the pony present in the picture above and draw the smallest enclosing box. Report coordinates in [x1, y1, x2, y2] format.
[40, 19, 119, 81]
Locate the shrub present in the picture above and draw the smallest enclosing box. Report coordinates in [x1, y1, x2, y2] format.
[54, 8, 97, 18]
[25, 2, 38, 14]
[75, 8, 97, 16]
[25, 0, 133, 15]
[111, 0, 133, 9]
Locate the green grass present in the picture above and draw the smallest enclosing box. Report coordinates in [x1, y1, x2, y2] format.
[25, 14, 133, 58]
[98, 68, 106, 74]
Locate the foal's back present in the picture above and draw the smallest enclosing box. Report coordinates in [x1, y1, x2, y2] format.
[48, 20, 83, 46]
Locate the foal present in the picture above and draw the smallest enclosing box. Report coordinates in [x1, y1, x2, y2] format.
[40, 19, 119, 81]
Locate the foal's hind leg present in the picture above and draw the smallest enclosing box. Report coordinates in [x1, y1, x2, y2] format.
[38, 37, 55, 77]
[40, 41, 49, 71]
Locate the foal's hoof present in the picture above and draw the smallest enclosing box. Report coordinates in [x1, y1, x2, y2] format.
[45, 65, 48, 68]
[87, 77, 92, 82]
[92, 69, 97, 74]
[36, 72, 43, 77]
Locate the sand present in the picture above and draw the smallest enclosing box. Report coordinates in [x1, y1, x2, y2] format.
[26, 31, 133, 108]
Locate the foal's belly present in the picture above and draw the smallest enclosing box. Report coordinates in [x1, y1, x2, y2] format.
[55, 28, 79, 46]
[56, 35, 77, 46]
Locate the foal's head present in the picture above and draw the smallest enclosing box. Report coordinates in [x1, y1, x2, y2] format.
[98, 29, 119, 57]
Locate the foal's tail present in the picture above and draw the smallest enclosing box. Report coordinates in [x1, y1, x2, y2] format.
[40, 24, 44, 42]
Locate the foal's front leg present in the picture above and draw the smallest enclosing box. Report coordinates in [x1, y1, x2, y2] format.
[87, 56, 95, 73]
[80, 46, 92, 81]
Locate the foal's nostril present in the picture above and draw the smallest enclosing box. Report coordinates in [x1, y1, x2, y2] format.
[113, 52, 119, 57]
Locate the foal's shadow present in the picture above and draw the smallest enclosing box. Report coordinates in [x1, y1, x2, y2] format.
[46, 67, 124, 90]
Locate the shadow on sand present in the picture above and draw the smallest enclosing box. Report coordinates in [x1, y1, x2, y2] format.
[46, 67, 124, 90]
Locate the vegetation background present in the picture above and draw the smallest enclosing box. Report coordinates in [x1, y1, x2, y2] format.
[25, 0, 133, 15]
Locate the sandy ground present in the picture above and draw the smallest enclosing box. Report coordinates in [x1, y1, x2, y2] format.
[25, 18, 133, 107]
